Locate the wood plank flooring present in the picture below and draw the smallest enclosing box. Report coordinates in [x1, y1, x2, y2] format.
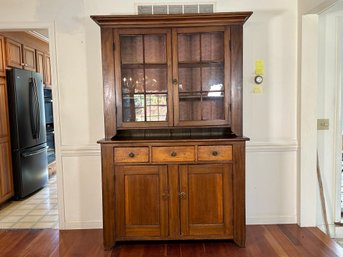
[0, 225, 342, 257]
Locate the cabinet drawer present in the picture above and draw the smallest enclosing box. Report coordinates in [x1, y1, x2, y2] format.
[197, 145, 232, 161]
[152, 146, 195, 163]
[114, 147, 149, 163]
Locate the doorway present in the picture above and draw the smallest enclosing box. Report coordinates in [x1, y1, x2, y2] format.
[0, 28, 59, 229]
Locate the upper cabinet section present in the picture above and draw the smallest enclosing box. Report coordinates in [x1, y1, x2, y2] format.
[1, 32, 52, 86]
[92, 12, 252, 139]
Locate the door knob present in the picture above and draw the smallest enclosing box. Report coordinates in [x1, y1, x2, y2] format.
[179, 192, 186, 199]
[128, 152, 135, 158]
[170, 151, 177, 157]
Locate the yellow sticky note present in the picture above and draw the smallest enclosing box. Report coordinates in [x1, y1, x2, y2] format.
[253, 84, 263, 94]
[255, 60, 264, 75]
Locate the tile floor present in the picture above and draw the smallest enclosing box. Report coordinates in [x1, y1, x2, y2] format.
[0, 175, 58, 229]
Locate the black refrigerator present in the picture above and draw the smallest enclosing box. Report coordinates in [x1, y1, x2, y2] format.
[7, 68, 48, 199]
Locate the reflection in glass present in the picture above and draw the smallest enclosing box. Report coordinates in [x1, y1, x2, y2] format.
[122, 94, 145, 122]
[122, 69, 144, 93]
[202, 66, 224, 91]
[146, 94, 167, 121]
[145, 68, 167, 92]
[178, 67, 201, 92]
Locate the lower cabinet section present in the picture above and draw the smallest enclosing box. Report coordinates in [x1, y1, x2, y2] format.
[100, 140, 246, 249]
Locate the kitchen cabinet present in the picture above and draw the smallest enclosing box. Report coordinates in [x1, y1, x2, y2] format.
[44, 53, 51, 85]
[0, 36, 6, 77]
[5, 38, 22, 69]
[36, 51, 52, 86]
[92, 12, 251, 249]
[36, 50, 44, 76]
[22, 45, 36, 71]
[0, 77, 14, 204]
[6, 38, 36, 71]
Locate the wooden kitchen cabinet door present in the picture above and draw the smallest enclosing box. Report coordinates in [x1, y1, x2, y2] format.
[0, 78, 10, 139]
[179, 164, 233, 237]
[36, 50, 44, 76]
[0, 139, 13, 203]
[22, 45, 36, 71]
[0, 36, 6, 77]
[115, 165, 168, 238]
[44, 54, 51, 85]
[5, 38, 22, 69]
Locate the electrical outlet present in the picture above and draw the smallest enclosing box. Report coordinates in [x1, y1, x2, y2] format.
[317, 119, 329, 130]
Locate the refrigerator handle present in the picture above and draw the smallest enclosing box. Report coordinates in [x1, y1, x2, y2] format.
[21, 146, 48, 158]
[29, 78, 37, 139]
[33, 78, 41, 139]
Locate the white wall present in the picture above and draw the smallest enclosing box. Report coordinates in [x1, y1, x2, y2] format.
[0, 0, 298, 228]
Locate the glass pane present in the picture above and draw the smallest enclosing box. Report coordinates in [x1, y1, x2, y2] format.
[178, 67, 201, 92]
[202, 92, 225, 120]
[145, 68, 167, 92]
[120, 35, 143, 64]
[121, 68, 144, 93]
[146, 94, 168, 121]
[202, 66, 224, 91]
[179, 93, 201, 121]
[178, 33, 200, 63]
[201, 32, 224, 61]
[122, 94, 145, 122]
[144, 35, 167, 63]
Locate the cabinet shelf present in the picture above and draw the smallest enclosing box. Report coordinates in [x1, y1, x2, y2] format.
[121, 63, 167, 69]
[178, 61, 224, 68]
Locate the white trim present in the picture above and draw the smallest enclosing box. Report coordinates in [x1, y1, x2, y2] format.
[0, 21, 66, 231]
[247, 215, 297, 225]
[26, 31, 49, 43]
[300, 14, 320, 227]
[333, 16, 343, 223]
[246, 141, 298, 152]
[60, 145, 101, 157]
[62, 221, 102, 230]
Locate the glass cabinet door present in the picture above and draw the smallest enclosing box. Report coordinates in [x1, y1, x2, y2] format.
[116, 29, 172, 128]
[173, 28, 230, 127]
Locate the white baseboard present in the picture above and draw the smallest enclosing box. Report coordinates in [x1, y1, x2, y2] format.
[61, 221, 103, 230]
[247, 215, 297, 224]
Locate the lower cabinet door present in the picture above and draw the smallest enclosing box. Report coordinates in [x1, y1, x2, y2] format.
[115, 165, 168, 238]
[0, 140, 13, 203]
[179, 164, 233, 237]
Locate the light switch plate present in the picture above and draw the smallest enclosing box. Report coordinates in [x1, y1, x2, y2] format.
[317, 119, 329, 130]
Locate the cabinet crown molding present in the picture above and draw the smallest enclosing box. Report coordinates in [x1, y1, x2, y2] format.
[91, 12, 253, 28]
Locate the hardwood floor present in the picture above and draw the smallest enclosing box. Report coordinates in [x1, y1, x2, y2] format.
[0, 225, 342, 257]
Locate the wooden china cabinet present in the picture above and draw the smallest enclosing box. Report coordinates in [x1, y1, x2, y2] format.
[92, 12, 251, 249]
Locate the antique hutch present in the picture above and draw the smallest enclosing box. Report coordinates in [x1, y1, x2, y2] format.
[92, 12, 252, 249]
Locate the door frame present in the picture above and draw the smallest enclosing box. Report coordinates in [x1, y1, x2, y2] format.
[0, 22, 65, 228]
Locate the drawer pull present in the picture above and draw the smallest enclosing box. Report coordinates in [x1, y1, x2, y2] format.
[170, 151, 177, 157]
[212, 151, 219, 156]
[128, 152, 135, 158]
